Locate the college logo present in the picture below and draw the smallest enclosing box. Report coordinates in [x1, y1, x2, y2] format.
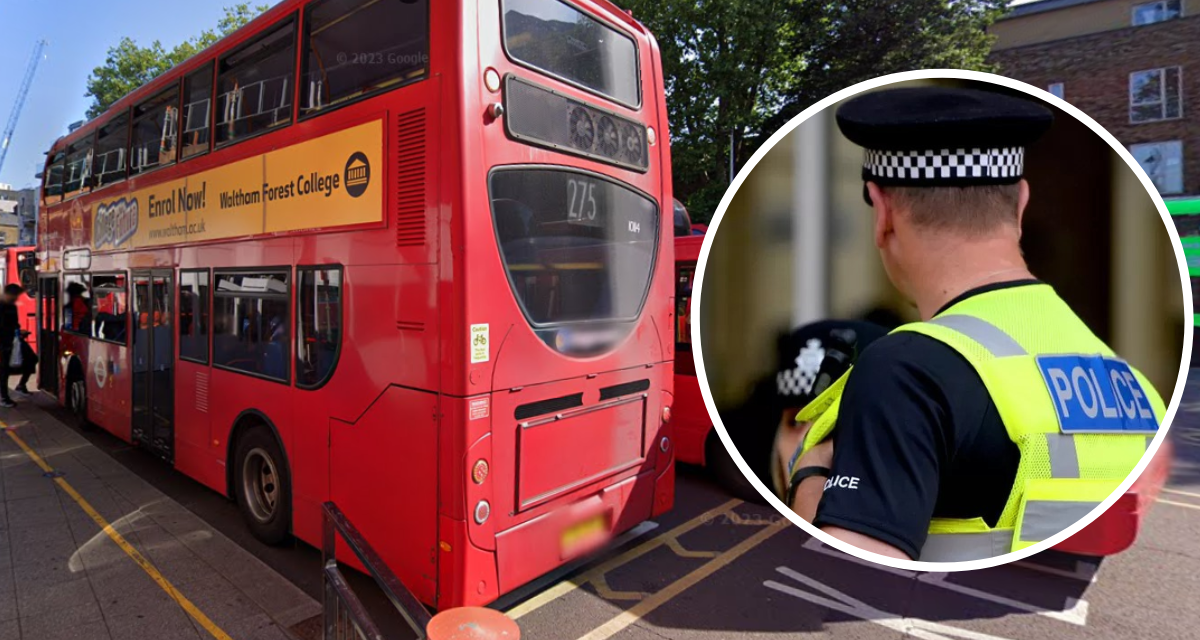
[344, 152, 370, 198]
[93, 197, 140, 249]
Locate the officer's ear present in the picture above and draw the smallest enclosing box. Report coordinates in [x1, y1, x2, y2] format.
[865, 182, 892, 248]
[1015, 179, 1030, 232]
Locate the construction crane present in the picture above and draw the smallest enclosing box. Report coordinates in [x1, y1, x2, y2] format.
[0, 40, 49, 176]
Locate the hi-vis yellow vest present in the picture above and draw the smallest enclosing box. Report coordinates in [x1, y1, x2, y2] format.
[796, 284, 1163, 561]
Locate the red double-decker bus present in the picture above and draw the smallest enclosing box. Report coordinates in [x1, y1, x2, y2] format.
[38, 0, 674, 608]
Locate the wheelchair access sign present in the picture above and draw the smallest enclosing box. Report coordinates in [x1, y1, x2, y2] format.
[1036, 355, 1159, 434]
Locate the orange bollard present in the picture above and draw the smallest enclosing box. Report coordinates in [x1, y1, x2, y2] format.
[426, 607, 520, 640]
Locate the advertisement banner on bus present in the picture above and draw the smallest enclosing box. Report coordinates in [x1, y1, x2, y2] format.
[91, 119, 383, 250]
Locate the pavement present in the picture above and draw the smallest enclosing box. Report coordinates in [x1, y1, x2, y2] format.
[0, 397, 320, 640]
[5, 375, 1200, 640]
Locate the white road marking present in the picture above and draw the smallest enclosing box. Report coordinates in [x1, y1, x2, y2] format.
[766, 566, 1016, 640]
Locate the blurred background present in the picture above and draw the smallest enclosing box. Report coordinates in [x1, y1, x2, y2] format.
[699, 77, 1186, 415]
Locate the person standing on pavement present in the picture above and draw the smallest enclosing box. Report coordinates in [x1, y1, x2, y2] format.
[0, 284, 26, 407]
[774, 87, 1166, 562]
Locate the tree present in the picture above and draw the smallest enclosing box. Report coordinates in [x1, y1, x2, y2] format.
[619, 0, 1008, 224]
[85, 4, 269, 119]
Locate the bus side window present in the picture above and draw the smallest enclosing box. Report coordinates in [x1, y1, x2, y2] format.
[91, 274, 128, 343]
[182, 63, 214, 160]
[93, 112, 130, 188]
[62, 141, 93, 200]
[63, 274, 92, 335]
[300, 0, 429, 116]
[43, 151, 65, 206]
[179, 270, 210, 363]
[216, 18, 297, 147]
[213, 271, 290, 382]
[296, 266, 342, 389]
[132, 86, 180, 174]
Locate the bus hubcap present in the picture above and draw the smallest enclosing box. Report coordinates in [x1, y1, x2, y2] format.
[243, 448, 279, 523]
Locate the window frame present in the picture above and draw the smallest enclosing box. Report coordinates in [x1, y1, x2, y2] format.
[178, 268, 212, 365]
[1129, 66, 1183, 124]
[1130, 140, 1185, 195]
[130, 84, 182, 177]
[89, 271, 130, 346]
[298, 0, 431, 121]
[211, 267, 292, 384]
[499, 0, 643, 110]
[213, 14, 300, 151]
[180, 61, 216, 163]
[1132, 0, 1182, 25]
[294, 264, 344, 390]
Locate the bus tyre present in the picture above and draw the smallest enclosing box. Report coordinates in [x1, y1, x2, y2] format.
[67, 376, 90, 430]
[234, 426, 291, 545]
[706, 430, 765, 504]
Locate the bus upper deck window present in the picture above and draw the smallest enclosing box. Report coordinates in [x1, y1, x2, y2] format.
[62, 141, 93, 200]
[93, 112, 129, 188]
[182, 63, 214, 160]
[216, 19, 297, 147]
[43, 152, 65, 204]
[132, 87, 180, 174]
[301, 0, 429, 116]
[502, 0, 640, 108]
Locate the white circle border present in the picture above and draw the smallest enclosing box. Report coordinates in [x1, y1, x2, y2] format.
[689, 68, 1194, 572]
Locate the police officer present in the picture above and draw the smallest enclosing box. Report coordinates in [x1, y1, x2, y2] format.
[774, 86, 1166, 562]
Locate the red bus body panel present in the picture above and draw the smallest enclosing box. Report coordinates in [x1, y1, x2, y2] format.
[671, 235, 710, 465]
[37, 0, 674, 608]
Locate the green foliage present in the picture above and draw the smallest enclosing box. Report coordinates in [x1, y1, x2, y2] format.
[619, 0, 1008, 224]
[85, 4, 269, 119]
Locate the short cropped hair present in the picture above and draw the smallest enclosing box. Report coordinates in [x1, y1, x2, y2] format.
[880, 184, 1021, 236]
[4, 284, 24, 297]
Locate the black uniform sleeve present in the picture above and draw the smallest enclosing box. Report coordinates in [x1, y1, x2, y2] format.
[812, 333, 961, 560]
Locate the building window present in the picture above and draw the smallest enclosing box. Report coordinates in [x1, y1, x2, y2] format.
[179, 270, 210, 363]
[1130, 141, 1184, 194]
[1130, 67, 1182, 123]
[295, 266, 342, 389]
[1133, 0, 1181, 25]
[213, 271, 290, 382]
[91, 274, 128, 343]
[1047, 83, 1064, 99]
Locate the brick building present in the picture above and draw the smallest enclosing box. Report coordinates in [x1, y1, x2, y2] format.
[990, 0, 1200, 199]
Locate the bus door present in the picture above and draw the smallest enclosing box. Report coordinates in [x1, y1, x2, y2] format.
[36, 275, 59, 394]
[132, 270, 175, 462]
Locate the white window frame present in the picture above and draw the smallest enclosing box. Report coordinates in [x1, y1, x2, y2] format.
[1047, 82, 1064, 99]
[1129, 140, 1184, 195]
[1129, 67, 1183, 124]
[1132, 0, 1182, 26]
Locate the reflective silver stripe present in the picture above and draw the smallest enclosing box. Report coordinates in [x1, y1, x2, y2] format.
[1046, 433, 1080, 479]
[927, 314, 1028, 358]
[920, 530, 1014, 562]
[1018, 500, 1100, 543]
[1146, 436, 1154, 451]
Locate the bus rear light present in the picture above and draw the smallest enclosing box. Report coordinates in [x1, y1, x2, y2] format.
[484, 68, 501, 93]
[474, 500, 491, 525]
[472, 459, 489, 484]
[647, 127, 657, 146]
[661, 406, 671, 424]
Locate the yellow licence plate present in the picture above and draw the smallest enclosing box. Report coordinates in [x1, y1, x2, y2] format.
[562, 515, 607, 552]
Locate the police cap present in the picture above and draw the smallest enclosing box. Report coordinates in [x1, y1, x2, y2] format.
[836, 87, 1054, 189]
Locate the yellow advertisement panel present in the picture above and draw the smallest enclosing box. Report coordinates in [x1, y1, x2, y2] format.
[92, 120, 383, 250]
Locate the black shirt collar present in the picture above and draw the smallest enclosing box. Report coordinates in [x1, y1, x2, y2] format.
[936, 279, 1043, 317]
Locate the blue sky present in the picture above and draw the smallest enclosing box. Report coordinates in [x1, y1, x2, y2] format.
[0, 1, 274, 189]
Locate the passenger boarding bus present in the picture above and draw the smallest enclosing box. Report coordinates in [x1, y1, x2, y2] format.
[37, 0, 674, 608]
[5, 247, 38, 346]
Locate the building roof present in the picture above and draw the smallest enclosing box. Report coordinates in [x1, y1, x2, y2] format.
[1001, 0, 1106, 20]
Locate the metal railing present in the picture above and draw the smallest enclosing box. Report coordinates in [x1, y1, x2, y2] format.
[322, 501, 433, 640]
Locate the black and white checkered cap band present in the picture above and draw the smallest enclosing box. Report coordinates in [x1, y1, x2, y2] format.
[864, 147, 1024, 182]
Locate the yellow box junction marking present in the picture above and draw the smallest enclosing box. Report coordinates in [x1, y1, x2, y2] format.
[4, 426, 235, 640]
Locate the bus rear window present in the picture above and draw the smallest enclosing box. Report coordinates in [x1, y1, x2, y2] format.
[490, 169, 658, 330]
[502, 0, 639, 107]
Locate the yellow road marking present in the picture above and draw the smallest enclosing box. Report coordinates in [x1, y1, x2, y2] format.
[591, 574, 648, 601]
[1162, 487, 1200, 500]
[665, 537, 718, 559]
[575, 519, 791, 640]
[506, 498, 743, 620]
[1158, 497, 1200, 511]
[4, 427, 235, 640]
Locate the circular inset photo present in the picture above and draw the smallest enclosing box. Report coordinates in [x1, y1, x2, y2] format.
[692, 70, 1190, 571]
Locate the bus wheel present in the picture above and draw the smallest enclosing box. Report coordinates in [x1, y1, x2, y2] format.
[67, 376, 90, 429]
[234, 426, 291, 545]
[705, 430, 766, 504]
